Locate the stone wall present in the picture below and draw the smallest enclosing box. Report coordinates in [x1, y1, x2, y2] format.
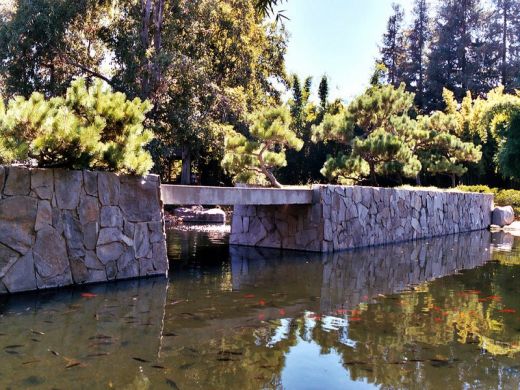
[230, 185, 493, 252]
[0, 166, 168, 294]
[230, 230, 492, 312]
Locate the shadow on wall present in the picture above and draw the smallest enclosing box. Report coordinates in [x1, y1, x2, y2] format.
[230, 230, 492, 312]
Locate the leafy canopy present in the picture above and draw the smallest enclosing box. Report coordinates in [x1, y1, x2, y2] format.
[0, 78, 153, 175]
[222, 106, 303, 187]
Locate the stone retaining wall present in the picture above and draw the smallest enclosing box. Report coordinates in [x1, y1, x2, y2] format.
[230, 185, 493, 252]
[0, 166, 168, 294]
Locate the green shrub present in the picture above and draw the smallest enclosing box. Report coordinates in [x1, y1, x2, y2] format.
[458, 185, 520, 216]
[0, 78, 153, 175]
[456, 185, 498, 194]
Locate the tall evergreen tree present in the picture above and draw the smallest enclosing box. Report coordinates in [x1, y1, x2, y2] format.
[487, 0, 520, 91]
[426, 0, 485, 110]
[403, 0, 430, 110]
[318, 75, 329, 112]
[379, 3, 406, 87]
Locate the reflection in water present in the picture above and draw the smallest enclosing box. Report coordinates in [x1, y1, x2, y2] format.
[0, 229, 519, 389]
[231, 231, 492, 312]
[0, 278, 168, 388]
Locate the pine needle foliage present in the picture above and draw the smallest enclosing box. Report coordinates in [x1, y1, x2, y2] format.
[312, 67, 482, 186]
[0, 78, 153, 175]
[222, 106, 303, 188]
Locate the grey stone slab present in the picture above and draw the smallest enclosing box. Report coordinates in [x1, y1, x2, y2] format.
[84, 171, 98, 197]
[0, 243, 21, 278]
[54, 169, 82, 209]
[97, 227, 122, 246]
[33, 226, 72, 288]
[134, 223, 150, 258]
[4, 166, 30, 196]
[2, 251, 36, 293]
[97, 242, 125, 264]
[83, 222, 99, 250]
[98, 172, 120, 206]
[0, 196, 37, 254]
[35, 200, 52, 231]
[148, 221, 164, 243]
[31, 169, 53, 200]
[100, 206, 123, 228]
[120, 175, 161, 222]
[79, 194, 100, 225]
[70, 257, 89, 284]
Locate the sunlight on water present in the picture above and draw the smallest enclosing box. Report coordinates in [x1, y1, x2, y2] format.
[0, 229, 519, 389]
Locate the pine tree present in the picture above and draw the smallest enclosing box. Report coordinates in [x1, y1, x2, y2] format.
[0, 78, 154, 175]
[312, 66, 420, 185]
[312, 67, 482, 186]
[403, 0, 430, 110]
[380, 3, 406, 87]
[222, 106, 303, 188]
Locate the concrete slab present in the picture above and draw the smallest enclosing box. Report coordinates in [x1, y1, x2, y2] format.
[161, 185, 314, 206]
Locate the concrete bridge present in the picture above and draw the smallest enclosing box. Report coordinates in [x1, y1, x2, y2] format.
[160, 184, 493, 253]
[160, 184, 314, 206]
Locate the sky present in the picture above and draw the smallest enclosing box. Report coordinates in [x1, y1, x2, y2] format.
[274, 0, 415, 102]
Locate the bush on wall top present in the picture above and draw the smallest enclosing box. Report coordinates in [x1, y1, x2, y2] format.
[0, 78, 154, 175]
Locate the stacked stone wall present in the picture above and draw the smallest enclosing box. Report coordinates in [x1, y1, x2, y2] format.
[230, 185, 493, 252]
[0, 166, 168, 294]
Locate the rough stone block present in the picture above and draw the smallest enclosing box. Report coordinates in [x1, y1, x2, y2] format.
[134, 223, 150, 258]
[98, 172, 120, 206]
[35, 200, 52, 231]
[148, 221, 164, 243]
[492, 206, 514, 227]
[33, 226, 72, 288]
[119, 175, 160, 221]
[2, 252, 36, 293]
[84, 171, 98, 196]
[55, 169, 82, 209]
[0, 196, 37, 254]
[79, 194, 100, 225]
[31, 169, 53, 199]
[4, 166, 30, 196]
[0, 243, 21, 278]
[100, 206, 123, 228]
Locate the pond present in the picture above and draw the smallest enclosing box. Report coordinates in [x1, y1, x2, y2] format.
[0, 228, 519, 389]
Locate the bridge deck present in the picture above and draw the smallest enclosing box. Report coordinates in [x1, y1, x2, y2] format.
[161, 185, 314, 205]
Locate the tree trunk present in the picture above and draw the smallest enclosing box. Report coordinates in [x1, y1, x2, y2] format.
[181, 144, 191, 185]
[140, 0, 153, 99]
[451, 174, 456, 188]
[416, 173, 422, 186]
[258, 148, 282, 188]
[263, 168, 282, 188]
[502, 1, 508, 87]
[152, 0, 165, 92]
[369, 163, 378, 186]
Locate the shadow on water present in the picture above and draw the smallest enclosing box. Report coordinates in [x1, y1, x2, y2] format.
[0, 229, 519, 389]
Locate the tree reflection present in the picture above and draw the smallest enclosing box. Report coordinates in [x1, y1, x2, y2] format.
[159, 230, 520, 389]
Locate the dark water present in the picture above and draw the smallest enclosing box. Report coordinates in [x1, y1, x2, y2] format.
[0, 229, 520, 389]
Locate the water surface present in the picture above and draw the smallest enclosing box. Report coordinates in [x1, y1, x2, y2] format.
[0, 229, 519, 389]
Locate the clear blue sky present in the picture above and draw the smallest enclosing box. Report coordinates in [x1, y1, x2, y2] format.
[274, 0, 414, 102]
